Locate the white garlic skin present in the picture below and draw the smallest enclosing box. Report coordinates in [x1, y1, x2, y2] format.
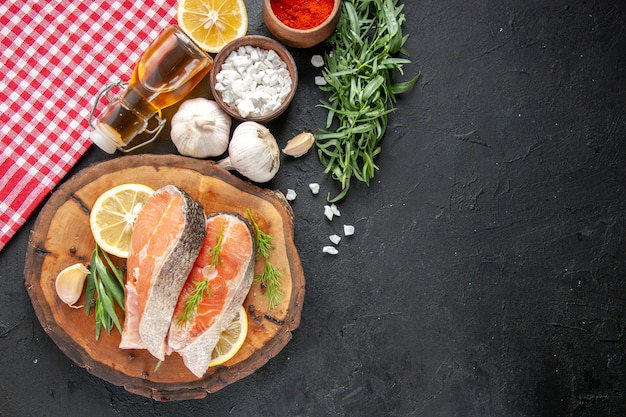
[55, 263, 90, 308]
[218, 121, 280, 183]
[170, 98, 232, 158]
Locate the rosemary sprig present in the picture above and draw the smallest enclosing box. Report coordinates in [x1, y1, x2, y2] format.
[85, 245, 125, 340]
[176, 223, 224, 326]
[247, 209, 282, 309]
[316, 0, 420, 202]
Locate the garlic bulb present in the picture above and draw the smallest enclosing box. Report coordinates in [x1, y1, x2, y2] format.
[217, 121, 280, 182]
[170, 98, 232, 158]
[55, 263, 90, 308]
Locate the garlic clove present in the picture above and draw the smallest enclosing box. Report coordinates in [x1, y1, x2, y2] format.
[282, 132, 315, 157]
[55, 263, 90, 308]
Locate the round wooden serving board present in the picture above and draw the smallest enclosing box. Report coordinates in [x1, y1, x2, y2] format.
[24, 154, 305, 401]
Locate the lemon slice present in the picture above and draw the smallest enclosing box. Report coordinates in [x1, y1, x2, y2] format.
[210, 305, 248, 367]
[89, 183, 155, 258]
[177, 0, 248, 53]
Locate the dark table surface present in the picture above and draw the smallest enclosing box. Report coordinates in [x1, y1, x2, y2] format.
[1, 0, 625, 416]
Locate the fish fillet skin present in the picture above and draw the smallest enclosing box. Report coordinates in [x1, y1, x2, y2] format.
[168, 213, 255, 377]
[119, 185, 206, 361]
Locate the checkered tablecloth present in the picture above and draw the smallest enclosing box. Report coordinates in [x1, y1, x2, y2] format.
[0, 1, 178, 252]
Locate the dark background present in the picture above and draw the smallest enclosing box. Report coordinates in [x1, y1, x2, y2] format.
[1, 0, 625, 415]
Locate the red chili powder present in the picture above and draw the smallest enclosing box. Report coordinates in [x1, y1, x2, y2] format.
[271, 0, 335, 30]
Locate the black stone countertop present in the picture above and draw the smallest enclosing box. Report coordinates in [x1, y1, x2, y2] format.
[1, 0, 624, 415]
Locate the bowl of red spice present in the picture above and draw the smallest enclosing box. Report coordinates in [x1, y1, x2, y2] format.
[262, 0, 341, 48]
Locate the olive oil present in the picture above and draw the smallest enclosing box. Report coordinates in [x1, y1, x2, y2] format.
[90, 26, 212, 154]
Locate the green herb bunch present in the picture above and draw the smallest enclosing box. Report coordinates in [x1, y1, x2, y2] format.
[85, 245, 125, 340]
[316, 0, 420, 201]
[247, 209, 282, 309]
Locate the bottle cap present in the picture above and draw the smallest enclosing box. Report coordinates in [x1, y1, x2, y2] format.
[89, 123, 118, 154]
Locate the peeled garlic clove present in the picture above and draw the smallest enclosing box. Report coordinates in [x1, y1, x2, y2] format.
[55, 263, 90, 308]
[282, 132, 315, 158]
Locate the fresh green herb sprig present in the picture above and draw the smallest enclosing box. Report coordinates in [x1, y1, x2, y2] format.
[316, 0, 420, 202]
[85, 245, 125, 340]
[176, 223, 225, 326]
[258, 262, 282, 310]
[247, 209, 282, 309]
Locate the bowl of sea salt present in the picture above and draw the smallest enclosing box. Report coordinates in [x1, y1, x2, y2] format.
[209, 35, 298, 123]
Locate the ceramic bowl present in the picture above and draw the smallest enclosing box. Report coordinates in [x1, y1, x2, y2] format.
[209, 35, 298, 123]
[262, 0, 341, 48]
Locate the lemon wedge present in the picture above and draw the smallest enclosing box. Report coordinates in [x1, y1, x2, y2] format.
[177, 0, 248, 53]
[210, 305, 248, 366]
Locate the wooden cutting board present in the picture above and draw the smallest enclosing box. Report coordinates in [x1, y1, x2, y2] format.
[24, 154, 305, 401]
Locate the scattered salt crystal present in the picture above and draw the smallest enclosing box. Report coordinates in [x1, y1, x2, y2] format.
[329, 234, 341, 245]
[344, 224, 355, 236]
[323, 246, 339, 255]
[330, 204, 340, 217]
[314, 76, 327, 86]
[311, 55, 324, 67]
[324, 205, 334, 221]
[286, 189, 297, 201]
[309, 183, 320, 194]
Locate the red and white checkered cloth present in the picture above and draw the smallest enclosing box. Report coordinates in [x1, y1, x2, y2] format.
[0, 1, 178, 252]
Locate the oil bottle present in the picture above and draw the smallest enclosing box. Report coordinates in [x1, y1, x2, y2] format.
[89, 25, 213, 153]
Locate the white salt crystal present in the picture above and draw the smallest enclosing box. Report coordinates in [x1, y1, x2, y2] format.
[286, 189, 297, 201]
[309, 183, 320, 194]
[311, 55, 324, 67]
[323, 246, 339, 255]
[315, 76, 327, 86]
[330, 203, 340, 216]
[329, 234, 341, 245]
[267, 49, 279, 62]
[344, 224, 355, 236]
[237, 99, 255, 118]
[324, 205, 334, 221]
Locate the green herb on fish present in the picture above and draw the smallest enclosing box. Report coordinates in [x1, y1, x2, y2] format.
[247, 209, 282, 309]
[177, 223, 225, 326]
[85, 245, 125, 340]
[256, 261, 282, 310]
[316, 0, 420, 202]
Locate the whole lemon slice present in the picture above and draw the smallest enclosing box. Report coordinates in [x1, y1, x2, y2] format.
[89, 183, 155, 258]
[210, 305, 248, 367]
[177, 0, 248, 53]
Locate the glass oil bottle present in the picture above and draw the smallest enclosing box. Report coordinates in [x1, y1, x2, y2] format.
[89, 25, 213, 154]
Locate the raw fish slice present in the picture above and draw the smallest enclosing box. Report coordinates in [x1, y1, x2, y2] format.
[168, 213, 254, 377]
[119, 185, 206, 361]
